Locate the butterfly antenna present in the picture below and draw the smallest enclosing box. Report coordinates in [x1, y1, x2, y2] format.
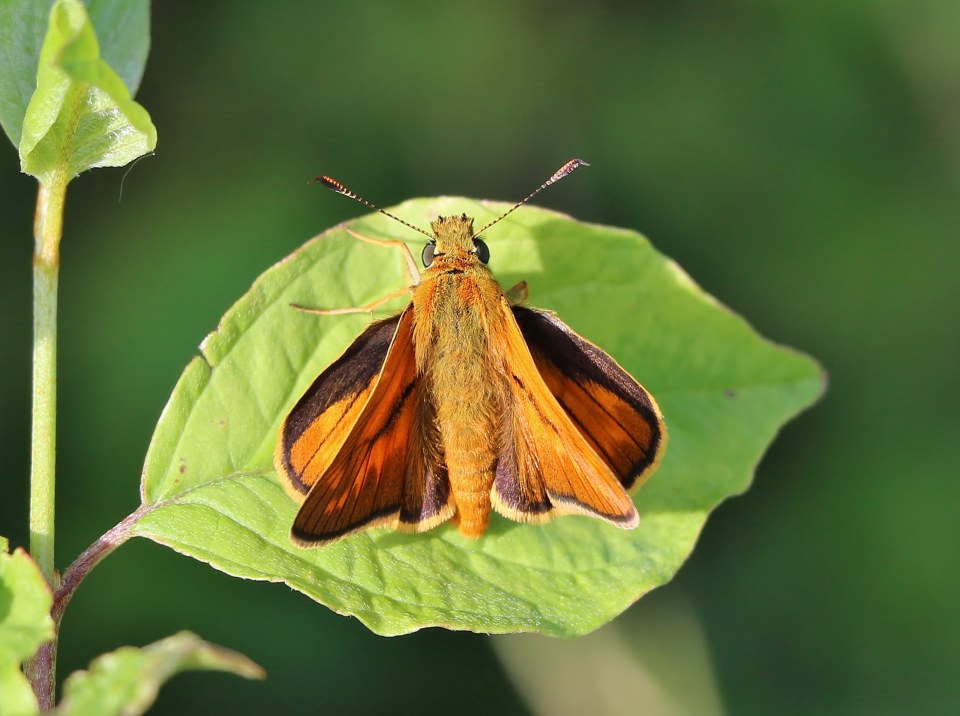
[314, 175, 434, 240]
[473, 158, 590, 237]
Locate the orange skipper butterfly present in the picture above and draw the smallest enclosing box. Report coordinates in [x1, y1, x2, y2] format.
[275, 160, 666, 546]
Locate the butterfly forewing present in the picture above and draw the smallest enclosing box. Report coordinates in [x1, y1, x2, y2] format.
[512, 306, 667, 491]
[493, 301, 640, 527]
[280, 307, 452, 545]
[276, 314, 401, 497]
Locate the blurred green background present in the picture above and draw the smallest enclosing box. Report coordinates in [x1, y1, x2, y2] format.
[2, 1, 958, 714]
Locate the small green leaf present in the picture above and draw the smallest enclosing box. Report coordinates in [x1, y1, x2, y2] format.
[57, 631, 264, 716]
[18, 0, 156, 183]
[132, 200, 824, 636]
[0, 536, 55, 716]
[0, 0, 149, 148]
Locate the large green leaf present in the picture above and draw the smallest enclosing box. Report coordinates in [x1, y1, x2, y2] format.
[17, 0, 155, 183]
[57, 631, 264, 716]
[0, 0, 149, 148]
[0, 537, 55, 716]
[131, 199, 824, 636]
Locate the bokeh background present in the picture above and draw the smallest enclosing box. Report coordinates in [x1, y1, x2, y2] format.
[2, 2, 958, 714]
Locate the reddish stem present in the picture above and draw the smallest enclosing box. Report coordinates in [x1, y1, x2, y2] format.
[24, 508, 146, 709]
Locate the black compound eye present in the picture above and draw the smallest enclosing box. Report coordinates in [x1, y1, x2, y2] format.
[422, 241, 436, 267]
[473, 238, 490, 264]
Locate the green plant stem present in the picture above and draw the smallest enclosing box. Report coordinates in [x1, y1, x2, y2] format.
[31, 174, 65, 586]
[25, 173, 67, 709]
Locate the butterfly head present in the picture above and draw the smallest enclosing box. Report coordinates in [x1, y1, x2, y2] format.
[422, 214, 490, 268]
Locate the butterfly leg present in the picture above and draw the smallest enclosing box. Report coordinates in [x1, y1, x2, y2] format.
[291, 285, 411, 316]
[345, 228, 421, 286]
[290, 227, 421, 316]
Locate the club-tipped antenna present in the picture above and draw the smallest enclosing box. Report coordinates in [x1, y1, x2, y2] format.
[313, 175, 434, 240]
[473, 158, 590, 237]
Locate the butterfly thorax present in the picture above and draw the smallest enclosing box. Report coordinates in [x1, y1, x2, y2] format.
[410, 214, 512, 537]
